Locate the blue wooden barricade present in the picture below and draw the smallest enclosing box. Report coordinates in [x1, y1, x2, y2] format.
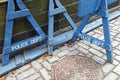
[72, 0, 116, 62]
[2, 0, 47, 65]
[48, 0, 77, 55]
[0, 0, 119, 76]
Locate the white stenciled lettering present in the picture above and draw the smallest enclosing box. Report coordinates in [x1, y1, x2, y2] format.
[30, 36, 43, 44]
[79, 33, 91, 42]
[12, 41, 28, 51]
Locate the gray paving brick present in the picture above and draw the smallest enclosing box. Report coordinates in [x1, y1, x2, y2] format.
[113, 60, 119, 66]
[42, 61, 51, 71]
[115, 56, 120, 61]
[5, 76, 17, 80]
[92, 55, 106, 65]
[102, 63, 114, 74]
[40, 68, 51, 80]
[89, 48, 104, 57]
[90, 44, 102, 50]
[17, 68, 35, 80]
[78, 47, 88, 54]
[57, 50, 70, 57]
[31, 61, 42, 70]
[113, 49, 120, 55]
[78, 53, 85, 56]
[36, 78, 43, 80]
[60, 45, 68, 51]
[69, 49, 79, 55]
[104, 72, 118, 80]
[48, 56, 59, 63]
[24, 73, 40, 80]
[53, 49, 61, 55]
[113, 64, 120, 75]
[78, 43, 89, 49]
[86, 53, 93, 58]
[68, 45, 78, 51]
[20, 64, 31, 71]
[112, 41, 120, 47]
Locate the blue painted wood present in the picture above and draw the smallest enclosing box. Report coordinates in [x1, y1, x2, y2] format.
[0, 9, 120, 76]
[24, 44, 48, 63]
[15, 54, 25, 67]
[0, 58, 16, 76]
[78, 0, 116, 17]
[82, 9, 120, 33]
[48, 0, 77, 55]
[77, 32, 112, 51]
[2, 0, 46, 65]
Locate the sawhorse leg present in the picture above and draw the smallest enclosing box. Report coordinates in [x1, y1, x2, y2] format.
[102, 0, 112, 62]
[71, 0, 113, 62]
[48, 0, 77, 55]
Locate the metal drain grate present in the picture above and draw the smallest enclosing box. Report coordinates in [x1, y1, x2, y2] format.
[52, 56, 103, 80]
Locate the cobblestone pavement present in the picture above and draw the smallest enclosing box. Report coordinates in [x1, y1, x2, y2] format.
[0, 16, 120, 80]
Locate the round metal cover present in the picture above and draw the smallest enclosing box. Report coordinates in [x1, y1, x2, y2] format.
[52, 56, 103, 80]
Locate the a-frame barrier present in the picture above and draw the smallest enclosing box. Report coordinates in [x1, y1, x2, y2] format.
[48, 0, 77, 55]
[2, 0, 47, 65]
[72, 0, 116, 62]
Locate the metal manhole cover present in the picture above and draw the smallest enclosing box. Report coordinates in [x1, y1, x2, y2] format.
[52, 56, 103, 80]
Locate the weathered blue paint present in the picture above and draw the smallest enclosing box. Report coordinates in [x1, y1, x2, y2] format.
[2, 0, 47, 65]
[0, 9, 120, 76]
[48, 0, 77, 55]
[72, 0, 116, 62]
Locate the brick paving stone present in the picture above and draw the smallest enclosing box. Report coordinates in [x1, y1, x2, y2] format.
[114, 22, 120, 25]
[48, 56, 59, 63]
[52, 49, 60, 55]
[42, 61, 51, 70]
[113, 49, 120, 55]
[20, 64, 31, 71]
[86, 53, 93, 58]
[59, 45, 68, 51]
[114, 37, 120, 42]
[92, 55, 106, 65]
[16, 64, 31, 74]
[99, 36, 104, 40]
[78, 47, 88, 54]
[77, 43, 89, 49]
[78, 53, 85, 56]
[40, 68, 51, 80]
[93, 34, 101, 38]
[68, 45, 78, 51]
[57, 50, 70, 57]
[17, 68, 35, 80]
[81, 40, 90, 45]
[112, 41, 120, 47]
[31, 61, 42, 71]
[113, 60, 119, 66]
[110, 20, 116, 24]
[102, 63, 114, 74]
[115, 56, 120, 61]
[24, 73, 40, 80]
[69, 49, 79, 55]
[89, 48, 104, 57]
[104, 72, 118, 80]
[5, 76, 17, 80]
[102, 55, 107, 60]
[36, 78, 43, 80]
[113, 64, 120, 75]
[90, 44, 102, 50]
